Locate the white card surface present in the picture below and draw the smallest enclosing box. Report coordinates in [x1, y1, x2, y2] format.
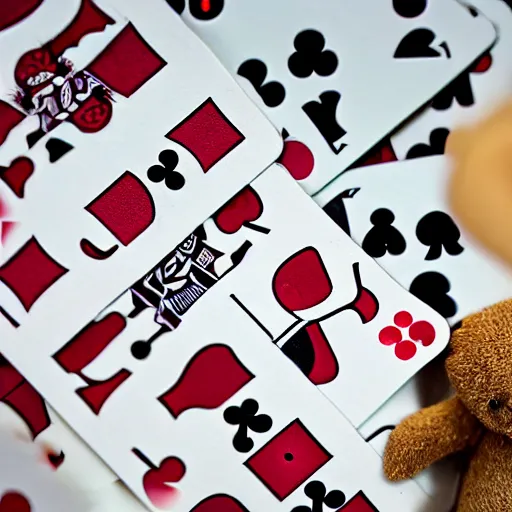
[0, 357, 116, 493]
[0, 0, 282, 350]
[0, 429, 91, 511]
[89, 481, 147, 512]
[173, 0, 496, 195]
[391, 0, 512, 160]
[0, 166, 449, 511]
[314, 155, 512, 325]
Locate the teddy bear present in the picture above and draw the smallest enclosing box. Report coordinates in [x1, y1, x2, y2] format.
[448, 98, 512, 269]
[383, 298, 512, 511]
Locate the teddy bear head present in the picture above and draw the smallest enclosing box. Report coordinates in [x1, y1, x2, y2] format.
[446, 298, 512, 437]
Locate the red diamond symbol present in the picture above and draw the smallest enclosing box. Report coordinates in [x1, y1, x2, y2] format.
[245, 419, 331, 501]
[0, 237, 68, 312]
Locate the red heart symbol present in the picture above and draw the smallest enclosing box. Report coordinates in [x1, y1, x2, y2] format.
[278, 139, 315, 181]
[143, 457, 186, 509]
[0, 157, 34, 199]
[471, 51, 492, 74]
[409, 320, 436, 347]
[0, 491, 31, 512]
[214, 187, 263, 234]
[45, 448, 65, 470]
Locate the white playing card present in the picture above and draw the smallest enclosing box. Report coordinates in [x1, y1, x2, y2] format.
[0, 365, 117, 494]
[391, 0, 512, 160]
[3, 264, 435, 512]
[359, 358, 461, 512]
[0, 428, 91, 511]
[0, 165, 449, 511]
[89, 481, 147, 512]
[172, 0, 496, 195]
[314, 155, 512, 325]
[0, 0, 282, 350]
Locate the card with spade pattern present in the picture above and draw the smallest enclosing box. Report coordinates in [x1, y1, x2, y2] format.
[314, 155, 512, 326]
[390, 0, 512, 161]
[171, 0, 496, 195]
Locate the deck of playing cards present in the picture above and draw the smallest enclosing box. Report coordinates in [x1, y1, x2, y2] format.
[0, 0, 509, 511]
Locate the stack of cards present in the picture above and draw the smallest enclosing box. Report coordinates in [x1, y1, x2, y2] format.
[0, 0, 509, 511]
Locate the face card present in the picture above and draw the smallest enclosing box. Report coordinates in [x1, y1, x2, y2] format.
[314, 155, 512, 325]
[0, 0, 127, 157]
[0, 165, 449, 510]
[0, 355, 116, 493]
[0, 0, 283, 350]
[170, 0, 496, 195]
[359, 357, 461, 512]
[0, 428, 91, 512]
[0, 256, 435, 511]
[390, 0, 512, 160]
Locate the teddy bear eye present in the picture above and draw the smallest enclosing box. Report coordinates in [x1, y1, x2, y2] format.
[489, 399, 502, 411]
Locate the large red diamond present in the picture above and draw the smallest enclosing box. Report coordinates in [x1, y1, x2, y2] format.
[166, 98, 245, 173]
[87, 23, 166, 98]
[0, 237, 68, 312]
[85, 171, 155, 247]
[245, 419, 331, 501]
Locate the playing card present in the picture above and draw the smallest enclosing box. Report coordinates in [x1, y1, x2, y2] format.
[0, 428, 91, 511]
[89, 481, 147, 512]
[2, 257, 435, 511]
[0, 165, 449, 511]
[314, 155, 512, 325]
[0, 355, 116, 493]
[0, 0, 282, 349]
[391, 0, 512, 160]
[171, 0, 496, 195]
[359, 357, 461, 512]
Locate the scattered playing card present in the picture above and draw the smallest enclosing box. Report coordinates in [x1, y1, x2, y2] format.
[0, 165, 449, 511]
[0, 356, 117, 492]
[0, 0, 282, 353]
[0, 428, 91, 511]
[391, 0, 512, 160]
[314, 155, 512, 325]
[174, 0, 496, 194]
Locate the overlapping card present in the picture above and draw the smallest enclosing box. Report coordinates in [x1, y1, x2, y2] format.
[0, 1, 507, 511]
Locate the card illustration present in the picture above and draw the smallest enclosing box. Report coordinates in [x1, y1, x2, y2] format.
[158, 345, 254, 419]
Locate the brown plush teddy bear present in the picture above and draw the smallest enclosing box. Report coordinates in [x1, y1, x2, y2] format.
[383, 298, 512, 511]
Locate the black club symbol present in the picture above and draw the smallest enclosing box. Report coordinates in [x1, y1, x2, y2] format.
[223, 399, 272, 453]
[147, 149, 185, 190]
[288, 30, 338, 78]
[292, 481, 346, 512]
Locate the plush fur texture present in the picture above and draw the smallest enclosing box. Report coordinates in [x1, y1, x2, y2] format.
[384, 299, 512, 511]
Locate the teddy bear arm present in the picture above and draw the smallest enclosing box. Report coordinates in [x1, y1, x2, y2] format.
[383, 396, 480, 481]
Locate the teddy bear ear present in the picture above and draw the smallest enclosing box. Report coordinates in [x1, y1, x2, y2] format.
[449, 299, 512, 353]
